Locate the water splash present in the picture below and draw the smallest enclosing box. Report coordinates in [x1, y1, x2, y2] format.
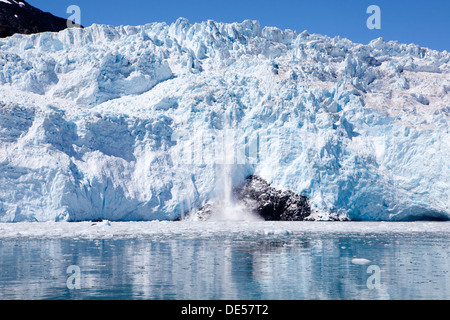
[208, 112, 262, 221]
[209, 164, 262, 222]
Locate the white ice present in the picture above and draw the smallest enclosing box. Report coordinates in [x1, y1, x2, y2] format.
[0, 19, 448, 222]
[0, 221, 448, 240]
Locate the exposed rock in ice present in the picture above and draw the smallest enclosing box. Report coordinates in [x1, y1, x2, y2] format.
[193, 175, 311, 221]
[236, 175, 312, 221]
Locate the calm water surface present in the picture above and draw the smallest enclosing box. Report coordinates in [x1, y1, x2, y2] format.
[0, 222, 449, 300]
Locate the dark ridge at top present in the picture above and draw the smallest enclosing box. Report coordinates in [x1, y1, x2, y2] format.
[0, 0, 81, 38]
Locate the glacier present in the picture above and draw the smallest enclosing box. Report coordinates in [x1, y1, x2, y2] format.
[0, 18, 449, 222]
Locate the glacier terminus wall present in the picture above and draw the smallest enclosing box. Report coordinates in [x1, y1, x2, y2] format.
[0, 18, 449, 222]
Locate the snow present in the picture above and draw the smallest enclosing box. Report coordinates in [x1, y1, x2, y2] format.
[0, 19, 449, 222]
[0, 0, 25, 6]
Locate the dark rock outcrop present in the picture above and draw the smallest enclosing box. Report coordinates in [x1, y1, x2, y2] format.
[235, 176, 311, 221]
[194, 175, 311, 221]
[194, 203, 216, 221]
[0, 0, 80, 38]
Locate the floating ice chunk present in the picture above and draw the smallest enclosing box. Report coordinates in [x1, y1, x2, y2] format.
[351, 258, 372, 265]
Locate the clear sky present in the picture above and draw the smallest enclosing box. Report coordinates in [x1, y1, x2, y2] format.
[29, 0, 449, 52]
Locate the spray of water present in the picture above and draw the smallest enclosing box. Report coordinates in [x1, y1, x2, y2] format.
[208, 164, 261, 221]
[209, 128, 262, 222]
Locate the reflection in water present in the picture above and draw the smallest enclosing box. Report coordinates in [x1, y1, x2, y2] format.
[0, 232, 449, 300]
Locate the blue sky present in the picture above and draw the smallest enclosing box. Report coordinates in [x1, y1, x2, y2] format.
[29, 0, 449, 52]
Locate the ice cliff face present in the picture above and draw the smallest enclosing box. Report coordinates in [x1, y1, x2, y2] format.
[0, 18, 449, 222]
